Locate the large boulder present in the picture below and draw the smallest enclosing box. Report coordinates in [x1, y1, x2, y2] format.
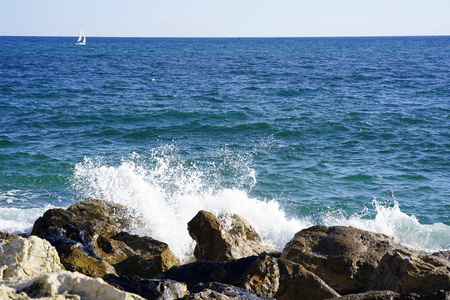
[5, 271, 144, 299]
[0, 233, 63, 281]
[188, 210, 276, 262]
[31, 200, 180, 278]
[281, 225, 407, 294]
[275, 258, 340, 300]
[32, 199, 134, 238]
[104, 274, 189, 300]
[369, 249, 450, 294]
[111, 231, 180, 278]
[159, 254, 280, 298]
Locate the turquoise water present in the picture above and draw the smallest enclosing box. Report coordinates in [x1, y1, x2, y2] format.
[1, 36, 449, 260]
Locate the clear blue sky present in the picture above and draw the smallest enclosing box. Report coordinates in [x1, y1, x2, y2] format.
[1, 0, 449, 37]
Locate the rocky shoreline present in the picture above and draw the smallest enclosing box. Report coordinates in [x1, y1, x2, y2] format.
[0, 199, 449, 299]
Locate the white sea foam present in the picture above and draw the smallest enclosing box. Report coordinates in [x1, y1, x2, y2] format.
[72, 148, 449, 262]
[72, 150, 309, 262]
[321, 200, 450, 253]
[0, 205, 57, 234]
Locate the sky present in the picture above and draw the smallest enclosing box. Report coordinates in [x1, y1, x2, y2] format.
[1, 0, 449, 37]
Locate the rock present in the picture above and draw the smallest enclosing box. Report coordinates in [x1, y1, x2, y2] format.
[103, 274, 189, 300]
[111, 231, 180, 278]
[32, 200, 180, 278]
[327, 290, 401, 300]
[9, 271, 145, 299]
[0, 285, 30, 300]
[0, 234, 63, 281]
[281, 225, 407, 294]
[56, 243, 117, 277]
[32, 199, 134, 238]
[160, 254, 280, 298]
[433, 251, 450, 262]
[275, 258, 340, 300]
[327, 290, 450, 300]
[188, 211, 275, 262]
[370, 249, 450, 294]
[184, 282, 275, 300]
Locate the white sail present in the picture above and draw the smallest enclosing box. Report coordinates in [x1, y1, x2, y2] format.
[75, 27, 86, 45]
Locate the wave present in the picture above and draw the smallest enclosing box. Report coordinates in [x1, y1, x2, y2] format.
[72, 148, 308, 262]
[70, 146, 449, 262]
[321, 200, 449, 253]
[0, 204, 57, 234]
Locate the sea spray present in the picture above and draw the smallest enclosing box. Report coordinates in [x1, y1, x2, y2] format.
[72, 146, 449, 262]
[0, 205, 57, 234]
[322, 200, 450, 252]
[72, 148, 308, 262]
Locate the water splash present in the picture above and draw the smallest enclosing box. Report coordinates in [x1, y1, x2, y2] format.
[72, 146, 308, 262]
[322, 200, 450, 252]
[71, 145, 449, 262]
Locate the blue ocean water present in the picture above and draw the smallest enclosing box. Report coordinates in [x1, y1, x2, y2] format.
[0, 36, 449, 260]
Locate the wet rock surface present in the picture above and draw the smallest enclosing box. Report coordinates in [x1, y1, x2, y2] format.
[31, 199, 180, 278]
[184, 282, 275, 300]
[103, 274, 188, 300]
[159, 254, 280, 297]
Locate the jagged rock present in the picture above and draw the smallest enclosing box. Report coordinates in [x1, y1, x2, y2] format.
[433, 251, 450, 262]
[103, 274, 189, 300]
[6, 271, 145, 299]
[188, 210, 275, 262]
[111, 231, 180, 278]
[0, 285, 30, 300]
[0, 234, 63, 281]
[281, 225, 407, 294]
[56, 243, 117, 277]
[159, 254, 280, 297]
[328, 290, 450, 300]
[32, 199, 134, 238]
[0, 231, 18, 242]
[184, 282, 275, 300]
[369, 249, 450, 294]
[275, 258, 340, 300]
[31, 200, 180, 278]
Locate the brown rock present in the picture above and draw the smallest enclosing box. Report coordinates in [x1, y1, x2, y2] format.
[275, 258, 340, 300]
[281, 225, 406, 294]
[32, 199, 133, 238]
[111, 231, 180, 278]
[56, 243, 116, 277]
[188, 210, 275, 262]
[31, 199, 180, 279]
[370, 249, 450, 294]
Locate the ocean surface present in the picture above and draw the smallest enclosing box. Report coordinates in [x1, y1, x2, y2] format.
[0, 36, 449, 261]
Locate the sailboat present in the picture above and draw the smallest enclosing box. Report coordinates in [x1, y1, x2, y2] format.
[75, 27, 86, 45]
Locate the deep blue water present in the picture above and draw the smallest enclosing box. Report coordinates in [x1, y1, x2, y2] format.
[0, 36, 449, 256]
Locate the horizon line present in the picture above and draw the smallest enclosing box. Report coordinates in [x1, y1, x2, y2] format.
[1, 34, 449, 39]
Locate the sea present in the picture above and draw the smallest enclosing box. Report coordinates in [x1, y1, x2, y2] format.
[0, 36, 449, 262]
